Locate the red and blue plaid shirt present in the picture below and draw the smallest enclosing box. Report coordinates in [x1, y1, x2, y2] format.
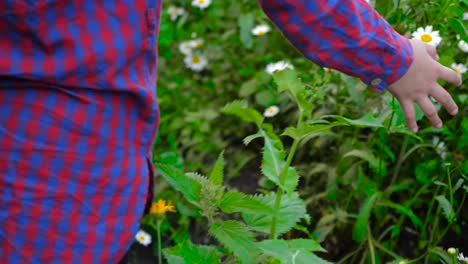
[0, 0, 412, 263]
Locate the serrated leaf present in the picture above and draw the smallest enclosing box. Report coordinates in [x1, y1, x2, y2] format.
[327, 113, 384, 128]
[163, 241, 220, 264]
[282, 124, 335, 140]
[243, 192, 306, 236]
[287, 239, 326, 252]
[257, 240, 330, 264]
[209, 152, 224, 185]
[156, 163, 201, 205]
[219, 191, 274, 215]
[435, 195, 454, 222]
[210, 220, 259, 264]
[261, 129, 299, 192]
[353, 192, 380, 242]
[272, 69, 311, 114]
[221, 100, 264, 125]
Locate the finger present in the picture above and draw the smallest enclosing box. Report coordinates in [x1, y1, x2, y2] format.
[416, 96, 442, 129]
[425, 44, 439, 61]
[400, 99, 418, 133]
[430, 84, 458, 115]
[438, 64, 462, 86]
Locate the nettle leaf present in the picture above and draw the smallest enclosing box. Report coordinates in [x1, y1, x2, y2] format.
[287, 238, 326, 252]
[209, 152, 224, 185]
[210, 220, 260, 264]
[163, 240, 220, 264]
[326, 113, 384, 128]
[261, 129, 299, 192]
[219, 191, 274, 215]
[243, 192, 307, 236]
[282, 124, 335, 140]
[243, 131, 262, 146]
[353, 192, 380, 242]
[156, 163, 201, 205]
[221, 100, 264, 125]
[272, 69, 312, 114]
[257, 240, 330, 264]
[435, 195, 455, 222]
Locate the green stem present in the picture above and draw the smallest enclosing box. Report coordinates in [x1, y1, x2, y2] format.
[390, 135, 409, 186]
[367, 225, 377, 264]
[270, 111, 303, 239]
[157, 219, 162, 264]
[446, 164, 454, 216]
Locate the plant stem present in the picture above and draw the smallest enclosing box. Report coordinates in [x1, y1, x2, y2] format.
[270, 111, 303, 239]
[367, 225, 376, 264]
[157, 219, 162, 264]
[390, 135, 409, 186]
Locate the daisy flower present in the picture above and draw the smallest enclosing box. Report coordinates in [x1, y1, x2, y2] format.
[184, 54, 208, 72]
[150, 199, 176, 215]
[135, 230, 152, 246]
[464, 12, 468, 21]
[265, 61, 294, 75]
[192, 0, 211, 9]
[179, 41, 193, 55]
[411, 26, 442, 47]
[251, 24, 271, 36]
[167, 6, 184, 21]
[264, 105, 280, 117]
[459, 252, 468, 263]
[450, 63, 467, 76]
[458, 40, 468, 53]
[189, 38, 204, 49]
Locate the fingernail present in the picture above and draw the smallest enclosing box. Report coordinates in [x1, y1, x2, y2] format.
[411, 127, 418, 133]
[436, 122, 442, 129]
[451, 108, 458, 115]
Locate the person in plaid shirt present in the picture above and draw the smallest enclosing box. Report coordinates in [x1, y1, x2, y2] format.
[0, 0, 461, 263]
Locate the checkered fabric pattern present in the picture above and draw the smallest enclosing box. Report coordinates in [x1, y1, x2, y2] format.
[259, 0, 414, 92]
[0, 0, 412, 263]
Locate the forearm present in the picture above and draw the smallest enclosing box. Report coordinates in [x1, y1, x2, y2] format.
[258, 0, 414, 92]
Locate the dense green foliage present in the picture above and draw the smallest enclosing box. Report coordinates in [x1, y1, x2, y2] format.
[133, 0, 468, 263]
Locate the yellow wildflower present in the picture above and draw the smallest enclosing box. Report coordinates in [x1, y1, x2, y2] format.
[150, 199, 176, 215]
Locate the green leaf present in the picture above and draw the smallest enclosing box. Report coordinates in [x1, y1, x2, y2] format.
[288, 239, 326, 252]
[163, 240, 221, 264]
[238, 13, 254, 49]
[343, 149, 380, 171]
[221, 100, 264, 125]
[261, 129, 298, 192]
[219, 191, 274, 215]
[257, 240, 331, 264]
[379, 201, 423, 227]
[210, 220, 259, 264]
[435, 195, 455, 222]
[156, 163, 201, 205]
[353, 192, 380, 242]
[243, 132, 262, 146]
[209, 152, 224, 185]
[272, 69, 311, 114]
[449, 18, 468, 41]
[327, 113, 384, 128]
[243, 192, 307, 236]
[282, 124, 335, 140]
[429, 247, 453, 264]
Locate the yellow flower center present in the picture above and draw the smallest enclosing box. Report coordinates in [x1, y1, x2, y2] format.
[170, 10, 177, 15]
[268, 109, 275, 113]
[421, 34, 432, 43]
[192, 56, 201, 63]
[139, 235, 146, 241]
[199, 0, 205, 3]
[194, 42, 202, 48]
[454, 68, 459, 73]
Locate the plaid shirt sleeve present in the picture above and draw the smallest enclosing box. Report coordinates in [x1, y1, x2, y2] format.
[258, 0, 414, 92]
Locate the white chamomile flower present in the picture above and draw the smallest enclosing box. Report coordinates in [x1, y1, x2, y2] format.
[458, 252, 468, 263]
[458, 40, 468, 53]
[167, 6, 184, 21]
[464, 12, 468, 21]
[135, 230, 152, 246]
[189, 38, 204, 49]
[411, 26, 442, 47]
[179, 41, 193, 55]
[192, 0, 211, 9]
[264, 105, 280, 118]
[265, 61, 294, 75]
[251, 24, 271, 36]
[447, 248, 457, 255]
[451, 63, 467, 76]
[184, 54, 208, 72]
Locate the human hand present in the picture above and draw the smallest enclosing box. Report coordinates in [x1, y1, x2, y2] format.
[386, 39, 462, 133]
